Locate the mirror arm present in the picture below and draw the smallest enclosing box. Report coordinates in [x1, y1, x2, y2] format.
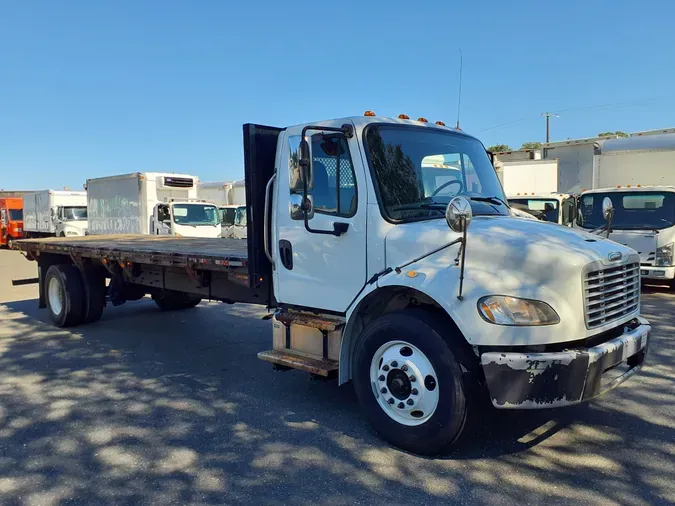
[457, 218, 468, 300]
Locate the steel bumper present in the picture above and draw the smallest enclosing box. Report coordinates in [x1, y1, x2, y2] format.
[480, 317, 651, 409]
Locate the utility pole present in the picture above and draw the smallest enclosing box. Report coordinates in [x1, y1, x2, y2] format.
[541, 112, 559, 143]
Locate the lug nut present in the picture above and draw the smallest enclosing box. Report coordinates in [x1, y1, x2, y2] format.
[388, 398, 395, 405]
[397, 402, 405, 409]
[380, 387, 387, 394]
[407, 399, 414, 405]
[378, 375, 385, 381]
[411, 388, 418, 395]
[391, 361, 398, 368]
[409, 375, 416, 382]
[401, 364, 408, 372]
[382, 365, 390, 371]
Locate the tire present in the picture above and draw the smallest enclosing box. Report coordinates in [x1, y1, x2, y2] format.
[152, 290, 202, 311]
[352, 309, 470, 455]
[45, 264, 85, 327]
[81, 264, 106, 323]
[6, 237, 13, 249]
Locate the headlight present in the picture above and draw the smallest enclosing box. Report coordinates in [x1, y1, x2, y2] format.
[655, 243, 673, 267]
[65, 231, 78, 236]
[478, 296, 560, 326]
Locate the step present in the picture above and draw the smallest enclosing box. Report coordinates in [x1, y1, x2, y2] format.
[257, 349, 338, 377]
[275, 309, 345, 332]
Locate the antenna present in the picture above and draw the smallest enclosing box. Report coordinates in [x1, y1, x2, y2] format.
[456, 48, 463, 130]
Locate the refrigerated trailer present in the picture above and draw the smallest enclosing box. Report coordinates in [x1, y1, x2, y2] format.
[14, 115, 650, 455]
[86, 172, 221, 238]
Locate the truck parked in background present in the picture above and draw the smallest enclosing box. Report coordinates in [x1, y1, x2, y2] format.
[14, 114, 650, 455]
[23, 190, 88, 238]
[508, 193, 577, 226]
[87, 172, 221, 238]
[198, 181, 247, 239]
[496, 159, 558, 195]
[577, 133, 675, 284]
[0, 197, 24, 248]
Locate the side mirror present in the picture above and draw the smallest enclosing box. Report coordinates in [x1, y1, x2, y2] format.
[445, 196, 473, 233]
[602, 197, 614, 222]
[298, 139, 313, 191]
[289, 194, 314, 221]
[50, 207, 58, 220]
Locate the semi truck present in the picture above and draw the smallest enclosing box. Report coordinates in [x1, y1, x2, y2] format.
[86, 172, 221, 238]
[23, 190, 88, 237]
[577, 133, 675, 283]
[14, 114, 650, 455]
[0, 197, 24, 248]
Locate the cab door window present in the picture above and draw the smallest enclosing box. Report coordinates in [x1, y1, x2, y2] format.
[310, 134, 358, 217]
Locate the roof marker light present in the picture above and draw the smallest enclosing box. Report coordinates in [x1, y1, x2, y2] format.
[364, 110, 376, 117]
[435, 121, 446, 126]
[398, 114, 409, 119]
[417, 117, 428, 123]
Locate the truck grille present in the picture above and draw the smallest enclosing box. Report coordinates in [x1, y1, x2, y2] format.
[584, 262, 640, 329]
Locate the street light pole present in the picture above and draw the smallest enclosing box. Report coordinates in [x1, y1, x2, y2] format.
[541, 112, 559, 143]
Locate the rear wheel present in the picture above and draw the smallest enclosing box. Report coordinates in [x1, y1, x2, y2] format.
[352, 310, 470, 455]
[152, 290, 202, 311]
[81, 264, 107, 323]
[45, 264, 85, 327]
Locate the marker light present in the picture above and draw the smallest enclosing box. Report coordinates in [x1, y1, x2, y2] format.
[637, 184, 642, 187]
[417, 117, 428, 123]
[435, 121, 446, 126]
[364, 110, 376, 117]
[398, 114, 409, 119]
[617, 185, 622, 188]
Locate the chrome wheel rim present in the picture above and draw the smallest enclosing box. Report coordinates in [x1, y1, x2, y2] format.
[369, 340, 439, 426]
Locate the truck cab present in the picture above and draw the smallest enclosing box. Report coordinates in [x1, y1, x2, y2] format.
[53, 204, 88, 237]
[578, 186, 675, 283]
[507, 193, 577, 226]
[152, 199, 221, 238]
[0, 198, 24, 248]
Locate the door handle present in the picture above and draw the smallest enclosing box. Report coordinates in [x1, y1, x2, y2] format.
[279, 239, 293, 270]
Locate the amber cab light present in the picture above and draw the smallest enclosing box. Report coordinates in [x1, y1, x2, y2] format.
[417, 117, 428, 123]
[364, 110, 376, 117]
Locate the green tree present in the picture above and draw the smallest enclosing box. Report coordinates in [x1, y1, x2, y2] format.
[487, 144, 511, 152]
[520, 141, 542, 150]
[598, 131, 628, 138]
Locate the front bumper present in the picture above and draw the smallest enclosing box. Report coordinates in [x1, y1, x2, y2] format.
[640, 265, 675, 280]
[480, 317, 650, 409]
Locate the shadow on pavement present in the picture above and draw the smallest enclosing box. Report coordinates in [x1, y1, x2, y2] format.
[0, 296, 673, 505]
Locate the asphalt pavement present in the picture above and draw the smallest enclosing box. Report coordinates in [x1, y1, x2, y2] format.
[0, 249, 673, 505]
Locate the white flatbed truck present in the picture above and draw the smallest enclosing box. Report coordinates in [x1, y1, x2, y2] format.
[14, 115, 651, 455]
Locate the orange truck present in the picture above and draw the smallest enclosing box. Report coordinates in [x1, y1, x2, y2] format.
[0, 198, 24, 248]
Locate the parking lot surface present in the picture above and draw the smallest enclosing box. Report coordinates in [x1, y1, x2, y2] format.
[0, 249, 673, 505]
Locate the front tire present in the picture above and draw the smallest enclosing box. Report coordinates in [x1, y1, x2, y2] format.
[352, 310, 469, 455]
[6, 237, 14, 249]
[45, 264, 85, 327]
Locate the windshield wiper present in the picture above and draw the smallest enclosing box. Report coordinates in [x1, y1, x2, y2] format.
[470, 196, 508, 206]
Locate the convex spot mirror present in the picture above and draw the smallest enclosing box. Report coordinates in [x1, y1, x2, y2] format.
[289, 194, 314, 221]
[602, 197, 614, 222]
[446, 196, 473, 233]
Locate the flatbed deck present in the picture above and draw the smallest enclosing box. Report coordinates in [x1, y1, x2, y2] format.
[16, 235, 248, 270]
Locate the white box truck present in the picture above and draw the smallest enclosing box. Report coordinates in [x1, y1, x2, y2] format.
[577, 134, 675, 283]
[86, 172, 221, 238]
[23, 190, 88, 238]
[15, 115, 650, 455]
[198, 181, 247, 238]
[497, 159, 558, 195]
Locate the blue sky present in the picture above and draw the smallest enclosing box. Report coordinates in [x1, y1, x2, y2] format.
[2, 0, 675, 190]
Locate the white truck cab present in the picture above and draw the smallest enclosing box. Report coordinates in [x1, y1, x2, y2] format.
[507, 193, 577, 226]
[219, 204, 247, 239]
[152, 199, 221, 238]
[578, 186, 675, 282]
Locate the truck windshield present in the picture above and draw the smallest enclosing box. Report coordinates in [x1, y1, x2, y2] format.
[234, 206, 247, 227]
[63, 207, 87, 221]
[172, 204, 220, 226]
[364, 125, 508, 221]
[508, 198, 559, 223]
[221, 207, 236, 226]
[9, 209, 23, 221]
[578, 191, 675, 230]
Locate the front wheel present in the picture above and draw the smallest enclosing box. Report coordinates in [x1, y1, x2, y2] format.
[352, 310, 470, 455]
[6, 237, 13, 249]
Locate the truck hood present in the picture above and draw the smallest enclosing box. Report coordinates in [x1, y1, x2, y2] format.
[383, 216, 639, 345]
[173, 223, 221, 238]
[605, 230, 658, 264]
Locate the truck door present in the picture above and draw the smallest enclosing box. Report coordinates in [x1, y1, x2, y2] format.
[153, 204, 172, 235]
[274, 120, 367, 313]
